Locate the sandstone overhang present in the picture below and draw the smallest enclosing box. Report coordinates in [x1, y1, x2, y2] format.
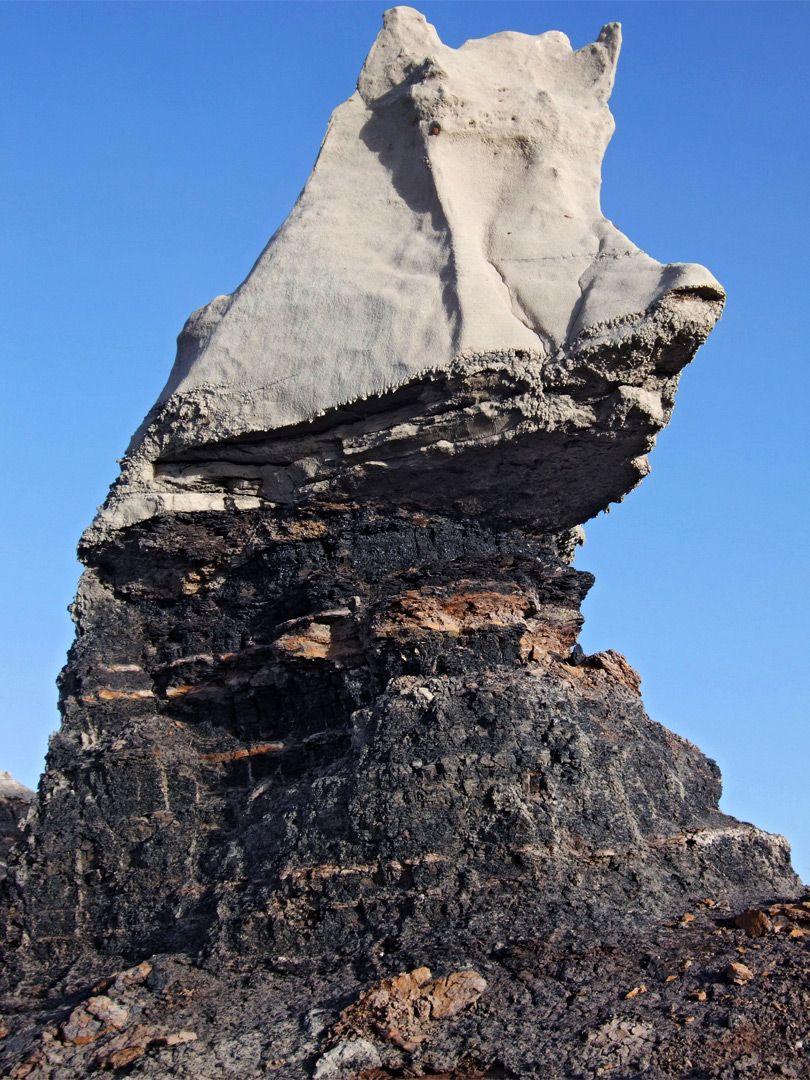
[89, 6, 725, 539]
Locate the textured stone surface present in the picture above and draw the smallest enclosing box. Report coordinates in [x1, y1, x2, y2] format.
[91, 8, 723, 535]
[0, 509, 801, 1080]
[3, 511, 796, 968]
[0, 772, 33, 883]
[99, 290, 723, 538]
[5, 900, 810, 1078]
[0, 8, 801, 1080]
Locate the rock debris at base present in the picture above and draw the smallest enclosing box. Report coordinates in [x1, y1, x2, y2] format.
[5, 906, 810, 1078]
[1, 7, 804, 1080]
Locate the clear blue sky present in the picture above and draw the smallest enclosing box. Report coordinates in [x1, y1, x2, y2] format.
[2, 2, 808, 876]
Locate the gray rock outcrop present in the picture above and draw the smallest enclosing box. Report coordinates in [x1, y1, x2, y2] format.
[1, 10, 803, 1080]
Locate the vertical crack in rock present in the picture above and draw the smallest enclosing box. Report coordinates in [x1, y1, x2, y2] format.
[1, 8, 803, 1080]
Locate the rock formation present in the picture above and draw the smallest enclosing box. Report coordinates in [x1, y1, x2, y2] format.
[1, 9, 806, 1080]
[0, 773, 33, 883]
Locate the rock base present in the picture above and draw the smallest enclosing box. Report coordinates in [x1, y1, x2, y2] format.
[0, 506, 800, 1078]
[3, 900, 810, 1078]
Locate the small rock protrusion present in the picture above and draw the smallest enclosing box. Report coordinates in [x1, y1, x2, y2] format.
[567, 643, 586, 666]
[734, 908, 772, 938]
[724, 962, 755, 985]
[329, 966, 486, 1056]
[313, 1038, 382, 1080]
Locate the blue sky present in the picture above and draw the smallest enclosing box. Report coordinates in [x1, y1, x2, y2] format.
[2, 2, 809, 876]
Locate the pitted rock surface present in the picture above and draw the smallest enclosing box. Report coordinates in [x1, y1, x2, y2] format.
[0, 510, 801, 1079]
[5, 904, 810, 1078]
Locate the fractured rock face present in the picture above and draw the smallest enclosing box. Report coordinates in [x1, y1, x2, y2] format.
[5, 509, 797, 980]
[93, 6, 723, 536]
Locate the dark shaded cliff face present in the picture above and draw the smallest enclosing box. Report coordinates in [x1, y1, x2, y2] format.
[0, 507, 805, 1080]
[3, 509, 796, 979]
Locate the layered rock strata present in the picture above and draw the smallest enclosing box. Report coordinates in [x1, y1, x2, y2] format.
[0, 8, 803, 1080]
[2, 506, 803, 1078]
[5, 508, 797, 978]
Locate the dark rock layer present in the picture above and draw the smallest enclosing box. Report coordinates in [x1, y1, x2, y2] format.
[0, 506, 801, 1079]
[0, 773, 33, 883]
[6, 903, 810, 1080]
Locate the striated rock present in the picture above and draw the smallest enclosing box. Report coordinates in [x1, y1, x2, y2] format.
[2, 508, 796, 982]
[0, 8, 803, 1080]
[0, 504, 801, 1079]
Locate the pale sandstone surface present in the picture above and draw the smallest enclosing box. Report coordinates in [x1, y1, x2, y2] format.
[0, 773, 33, 803]
[89, 6, 723, 536]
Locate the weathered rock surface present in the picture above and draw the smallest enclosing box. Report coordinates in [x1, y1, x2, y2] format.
[0, 8, 803, 1080]
[0, 772, 33, 882]
[6, 896, 810, 1079]
[4, 509, 797, 968]
[92, 7, 723, 536]
[0, 508, 801, 1078]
